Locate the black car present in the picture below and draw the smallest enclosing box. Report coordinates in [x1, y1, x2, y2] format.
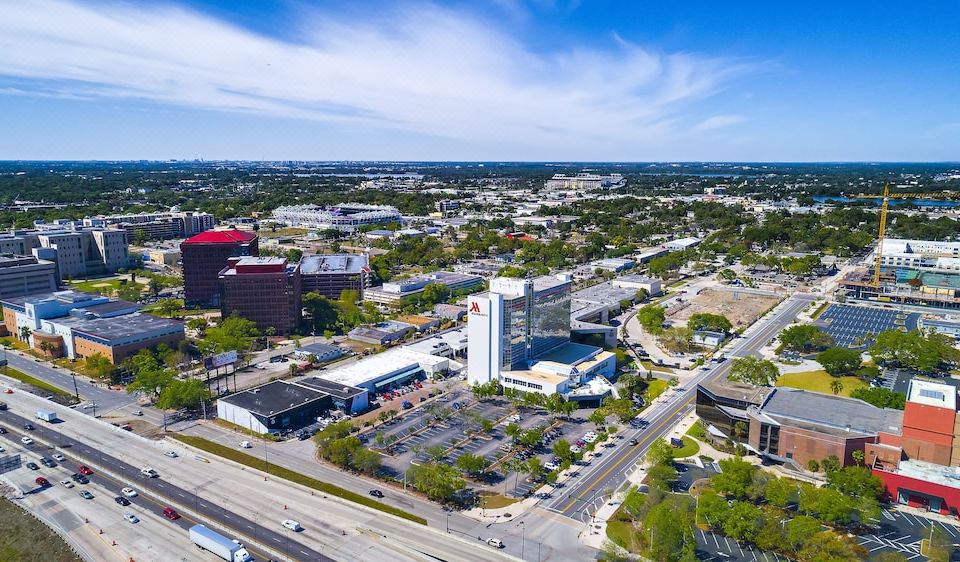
[0, 426, 6, 434]
[369, 489, 384, 498]
[296, 431, 310, 441]
[25, 462, 39, 470]
[114, 496, 130, 506]
[40, 458, 56, 468]
[23, 423, 34, 431]
[71, 473, 89, 484]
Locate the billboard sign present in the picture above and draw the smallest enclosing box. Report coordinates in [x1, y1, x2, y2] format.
[204, 350, 239, 370]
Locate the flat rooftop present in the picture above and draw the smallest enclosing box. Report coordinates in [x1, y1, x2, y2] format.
[296, 342, 346, 359]
[536, 341, 601, 365]
[72, 314, 183, 342]
[294, 377, 365, 399]
[907, 378, 957, 410]
[320, 347, 447, 388]
[756, 387, 903, 437]
[698, 381, 770, 405]
[501, 368, 568, 385]
[82, 300, 141, 316]
[300, 254, 367, 275]
[219, 380, 327, 417]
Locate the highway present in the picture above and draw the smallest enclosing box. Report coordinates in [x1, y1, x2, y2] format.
[539, 294, 815, 520]
[0, 407, 326, 562]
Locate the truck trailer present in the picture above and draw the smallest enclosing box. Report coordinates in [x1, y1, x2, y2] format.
[35, 409, 57, 422]
[189, 524, 252, 562]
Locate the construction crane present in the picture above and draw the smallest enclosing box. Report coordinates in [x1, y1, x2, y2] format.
[850, 184, 960, 288]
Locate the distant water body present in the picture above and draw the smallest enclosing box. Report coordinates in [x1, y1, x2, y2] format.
[814, 196, 960, 208]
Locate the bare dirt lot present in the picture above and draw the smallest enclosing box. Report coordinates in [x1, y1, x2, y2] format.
[668, 288, 780, 329]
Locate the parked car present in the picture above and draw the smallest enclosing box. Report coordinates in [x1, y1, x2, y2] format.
[544, 461, 559, 471]
[60, 479, 74, 488]
[25, 462, 39, 470]
[35, 476, 50, 487]
[401, 400, 413, 410]
[282, 519, 302, 532]
[486, 538, 504, 549]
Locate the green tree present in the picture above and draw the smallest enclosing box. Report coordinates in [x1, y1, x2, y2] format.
[806, 459, 820, 473]
[408, 463, 467, 502]
[647, 463, 679, 492]
[763, 476, 799, 507]
[727, 356, 779, 386]
[869, 329, 960, 372]
[797, 530, 868, 562]
[697, 491, 729, 527]
[817, 347, 862, 376]
[117, 283, 143, 302]
[186, 317, 209, 334]
[779, 324, 833, 352]
[723, 501, 763, 543]
[646, 438, 674, 466]
[151, 298, 184, 318]
[785, 515, 821, 552]
[643, 495, 697, 562]
[201, 314, 260, 354]
[84, 352, 114, 379]
[302, 292, 338, 333]
[717, 268, 737, 283]
[454, 453, 490, 477]
[156, 379, 210, 410]
[660, 326, 695, 353]
[637, 304, 666, 333]
[849, 387, 906, 409]
[421, 283, 451, 305]
[926, 525, 954, 562]
[425, 444, 447, 462]
[713, 457, 755, 499]
[830, 378, 844, 395]
[688, 313, 733, 333]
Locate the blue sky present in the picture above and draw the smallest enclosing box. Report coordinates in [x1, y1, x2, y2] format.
[0, 0, 958, 161]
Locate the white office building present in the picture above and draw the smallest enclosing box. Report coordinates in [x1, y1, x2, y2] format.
[271, 204, 402, 232]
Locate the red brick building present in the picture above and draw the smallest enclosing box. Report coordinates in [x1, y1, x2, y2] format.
[181, 229, 258, 306]
[219, 257, 301, 335]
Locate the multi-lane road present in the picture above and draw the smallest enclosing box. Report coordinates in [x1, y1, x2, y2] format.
[539, 294, 815, 521]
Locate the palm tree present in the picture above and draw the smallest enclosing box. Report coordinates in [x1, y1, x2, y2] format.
[18, 325, 31, 342]
[830, 379, 844, 395]
[38, 341, 53, 357]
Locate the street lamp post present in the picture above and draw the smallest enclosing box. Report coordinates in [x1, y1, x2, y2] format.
[445, 511, 450, 533]
[70, 371, 80, 401]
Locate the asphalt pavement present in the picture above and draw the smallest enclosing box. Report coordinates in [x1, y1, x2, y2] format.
[540, 294, 816, 521]
[0, 408, 327, 562]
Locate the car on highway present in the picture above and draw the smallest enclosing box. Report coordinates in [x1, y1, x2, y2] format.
[486, 538, 504, 548]
[59, 479, 74, 488]
[79, 490, 94, 500]
[20, 436, 33, 445]
[40, 457, 56, 468]
[123, 512, 139, 524]
[70, 473, 89, 484]
[163, 450, 178, 458]
[121, 487, 138, 498]
[114, 495, 131, 506]
[140, 468, 159, 478]
[282, 519, 302, 532]
[35, 476, 50, 487]
[82, 404, 94, 410]
[628, 438, 639, 446]
[78, 465, 93, 475]
[369, 489, 384, 498]
[131, 410, 143, 416]
[0, 426, 6, 434]
[239, 440, 252, 449]
[52, 453, 65, 462]
[162, 507, 180, 520]
[0, 445, 5, 453]
[25, 461, 39, 470]
[23, 423, 34, 430]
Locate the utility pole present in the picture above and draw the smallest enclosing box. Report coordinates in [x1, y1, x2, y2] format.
[71, 371, 80, 401]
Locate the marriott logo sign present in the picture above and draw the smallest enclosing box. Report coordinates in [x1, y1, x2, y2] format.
[469, 301, 482, 313]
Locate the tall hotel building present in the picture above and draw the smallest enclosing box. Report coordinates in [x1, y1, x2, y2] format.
[467, 274, 572, 386]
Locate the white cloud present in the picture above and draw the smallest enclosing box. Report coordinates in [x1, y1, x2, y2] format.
[0, 0, 751, 150]
[693, 114, 746, 131]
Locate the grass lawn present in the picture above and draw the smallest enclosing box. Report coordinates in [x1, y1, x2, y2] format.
[68, 278, 122, 294]
[478, 493, 519, 510]
[170, 434, 426, 525]
[642, 378, 671, 404]
[606, 520, 637, 549]
[639, 360, 675, 374]
[776, 369, 866, 397]
[0, 497, 81, 562]
[810, 301, 830, 320]
[1, 367, 78, 403]
[0, 337, 28, 351]
[672, 436, 700, 459]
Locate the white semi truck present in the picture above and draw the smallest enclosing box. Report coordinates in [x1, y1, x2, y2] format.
[189, 524, 252, 562]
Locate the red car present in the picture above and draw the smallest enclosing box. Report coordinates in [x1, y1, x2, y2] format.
[78, 465, 93, 476]
[414, 382, 423, 389]
[162, 507, 180, 520]
[35, 476, 50, 487]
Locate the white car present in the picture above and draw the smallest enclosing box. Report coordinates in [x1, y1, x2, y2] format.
[131, 410, 143, 416]
[140, 468, 158, 478]
[282, 519, 302, 532]
[163, 450, 178, 458]
[121, 487, 137, 498]
[60, 479, 74, 488]
[544, 461, 560, 471]
[508, 414, 521, 423]
[0, 445, 5, 453]
[239, 440, 252, 449]
[123, 512, 139, 524]
[52, 453, 65, 462]
[487, 538, 504, 549]
[571, 445, 583, 454]
[20, 436, 33, 445]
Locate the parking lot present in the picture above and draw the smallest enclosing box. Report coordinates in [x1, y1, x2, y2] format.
[817, 304, 920, 348]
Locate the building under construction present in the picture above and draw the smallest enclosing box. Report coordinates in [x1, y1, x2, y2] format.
[841, 238, 960, 309]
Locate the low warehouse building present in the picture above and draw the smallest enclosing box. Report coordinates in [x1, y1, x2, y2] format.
[217, 380, 330, 435]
